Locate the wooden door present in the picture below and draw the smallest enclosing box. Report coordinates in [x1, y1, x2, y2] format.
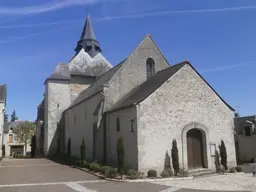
[187, 129, 204, 169]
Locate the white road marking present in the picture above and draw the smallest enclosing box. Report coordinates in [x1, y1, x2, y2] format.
[0, 180, 106, 188]
[160, 187, 182, 192]
[0, 163, 59, 168]
[66, 182, 97, 192]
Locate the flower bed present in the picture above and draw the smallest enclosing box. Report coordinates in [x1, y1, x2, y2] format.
[73, 160, 192, 181]
[217, 166, 244, 175]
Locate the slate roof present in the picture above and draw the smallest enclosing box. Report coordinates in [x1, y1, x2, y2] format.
[69, 58, 127, 109]
[37, 99, 45, 121]
[48, 64, 70, 81]
[3, 122, 12, 133]
[80, 15, 96, 41]
[108, 61, 234, 112]
[68, 50, 112, 77]
[108, 61, 186, 112]
[0, 84, 7, 103]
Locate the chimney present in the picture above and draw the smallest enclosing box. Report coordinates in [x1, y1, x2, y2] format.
[235, 113, 240, 118]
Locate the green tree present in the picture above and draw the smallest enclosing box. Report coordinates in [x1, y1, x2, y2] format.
[11, 110, 18, 122]
[219, 140, 228, 170]
[117, 136, 124, 178]
[80, 139, 86, 163]
[171, 139, 179, 175]
[67, 138, 71, 157]
[13, 121, 35, 153]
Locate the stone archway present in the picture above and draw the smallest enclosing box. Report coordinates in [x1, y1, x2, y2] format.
[187, 128, 205, 169]
[182, 122, 209, 170]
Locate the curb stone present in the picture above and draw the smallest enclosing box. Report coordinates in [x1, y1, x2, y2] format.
[223, 172, 245, 175]
[73, 165, 193, 182]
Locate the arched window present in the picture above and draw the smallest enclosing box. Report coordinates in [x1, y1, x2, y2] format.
[116, 118, 120, 132]
[146, 58, 155, 79]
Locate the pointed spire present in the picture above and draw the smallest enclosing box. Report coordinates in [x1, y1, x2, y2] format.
[80, 15, 96, 41]
[75, 15, 101, 58]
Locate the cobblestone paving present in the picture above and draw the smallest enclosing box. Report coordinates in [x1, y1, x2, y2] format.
[0, 159, 253, 192]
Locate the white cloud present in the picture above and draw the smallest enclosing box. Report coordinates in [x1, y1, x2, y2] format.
[97, 5, 256, 21]
[201, 61, 256, 73]
[0, 0, 96, 15]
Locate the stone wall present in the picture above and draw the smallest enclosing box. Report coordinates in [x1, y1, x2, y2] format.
[104, 35, 170, 110]
[137, 64, 236, 173]
[44, 80, 71, 156]
[236, 135, 256, 163]
[64, 92, 104, 161]
[106, 106, 138, 170]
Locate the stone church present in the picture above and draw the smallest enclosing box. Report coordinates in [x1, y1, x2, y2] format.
[36, 14, 237, 173]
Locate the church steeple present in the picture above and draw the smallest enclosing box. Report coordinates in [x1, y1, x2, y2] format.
[75, 15, 101, 58]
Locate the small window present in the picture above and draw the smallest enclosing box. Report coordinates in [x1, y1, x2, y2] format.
[244, 126, 251, 136]
[116, 118, 120, 132]
[131, 120, 135, 132]
[57, 103, 60, 108]
[146, 58, 155, 79]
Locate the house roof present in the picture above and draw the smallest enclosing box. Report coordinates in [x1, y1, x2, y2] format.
[3, 122, 12, 133]
[108, 61, 234, 112]
[0, 84, 7, 103]
[68, 58, 127, 109]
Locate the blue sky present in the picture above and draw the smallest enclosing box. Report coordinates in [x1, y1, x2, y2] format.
[0, 0, 255, 120]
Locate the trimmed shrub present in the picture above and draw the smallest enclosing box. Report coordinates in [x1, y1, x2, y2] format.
[171, 139, 179, 175]
[179, 168, 189, 177]
[219, 140, 228, 170]
[67, 138, 71, 157]
[214, 150, 220, 172]
[161, 170, 169, 178]
[235, 166, 242, 172]
[138, 172, 144, 179]
[105, 167, 118, 178]
[117, 137, 125, 175]
[147, 169, 157, 178]
[217, 165, 226, 174]
[165, 168, 173, 177]
[80, 139, 86, 163]
[127, 169, 139, 179]
[100, 166, 111, 174]
[229, 167, 237, 173]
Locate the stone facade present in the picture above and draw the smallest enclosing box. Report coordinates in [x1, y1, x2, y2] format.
[137, 64, 236, 172]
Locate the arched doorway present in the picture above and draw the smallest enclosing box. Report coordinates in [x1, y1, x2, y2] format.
[187, 129, 205, 169]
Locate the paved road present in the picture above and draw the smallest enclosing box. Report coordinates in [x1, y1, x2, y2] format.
[0, 158, 250, 192]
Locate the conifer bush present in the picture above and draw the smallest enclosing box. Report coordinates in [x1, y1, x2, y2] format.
[117, 137, 124, 177]
[219, 140, 228, 170]
[80, 139, 86, 164]
[171, 139, 179, 175]
[67, 138, 71, 157]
